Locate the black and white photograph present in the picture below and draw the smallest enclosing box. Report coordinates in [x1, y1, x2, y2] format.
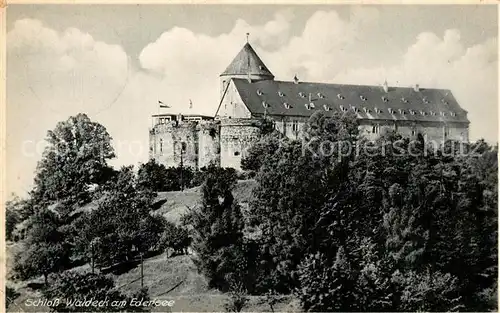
[2, 2, 498, 312]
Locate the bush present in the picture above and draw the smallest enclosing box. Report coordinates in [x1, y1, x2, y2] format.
[159, 220, 191, 255]
[5, 286, 20, 309]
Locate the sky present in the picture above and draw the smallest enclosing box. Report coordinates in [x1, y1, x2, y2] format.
[6, 4, 498, 197]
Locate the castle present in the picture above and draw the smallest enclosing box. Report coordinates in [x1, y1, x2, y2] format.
[149, 42, 470, 170]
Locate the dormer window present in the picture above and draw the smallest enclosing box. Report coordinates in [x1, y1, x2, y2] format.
[262, 101, 269, 108]
[399, 109, 405, 115]
[409, 109, 416, 115]
[420, 111, 426, 116]
[423, 97, 430, 104]
[283, 102, 290, 109]
[352, 106, 360, 113]
[375, 107, 382, 114]
[305, 103, 311, 110]
[450, 111, 456, 117]
[259, 65, 265, 70]
[278, 91, 284, 97]
[430, 111, 436, 116]
[299, 92, 306, 98]
[441, 99, 448, 105]
[340, 105, 347, 112]
[309, 102, 315, 109]
[363, 107, 371, 113]
[388, 108, 395, 114]
[401, 97, 408, 103]
[359, 95, 367, 101]
[257, 89, 263, 96]
[440, 111, 446, 116]
[317, 92, 325, 99]
[337, 94, 345, 100]
[323, 104, 330, 111]
[382, 96, 389, 102]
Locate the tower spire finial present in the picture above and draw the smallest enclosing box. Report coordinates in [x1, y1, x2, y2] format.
[246, 32, 250, 43]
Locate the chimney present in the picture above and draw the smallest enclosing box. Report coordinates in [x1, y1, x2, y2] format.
[293, 74, 299, 84]
[414, 84, 420, 92]
[383, 80, 389, 93]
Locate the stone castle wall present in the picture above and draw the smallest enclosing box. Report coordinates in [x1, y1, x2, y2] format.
[150, 116, 468, 171]
[150, 119, 221, 169]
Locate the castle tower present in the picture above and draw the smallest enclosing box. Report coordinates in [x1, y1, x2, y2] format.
[219, 41, 274, 100]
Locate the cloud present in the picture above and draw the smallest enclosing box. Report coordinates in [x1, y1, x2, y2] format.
[332, 30, 498, 142]
[7, 18, 130, 195]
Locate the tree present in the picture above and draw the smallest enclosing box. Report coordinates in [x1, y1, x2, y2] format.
[137, 159, 169, 191]
[73, 166, 161, 267]
[248, 111, 359, 293]
[31, 113, 115, 206]
[6, 201, 21, 241]
[246, 111, 497, 311]
[189, 164, 247, 291]
[240, 133, 283, 172]
[159, 220, 191, 255]
[13, 209, 71, 285]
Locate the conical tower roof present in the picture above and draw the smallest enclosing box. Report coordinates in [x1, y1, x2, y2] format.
[221, 43, 274, 79]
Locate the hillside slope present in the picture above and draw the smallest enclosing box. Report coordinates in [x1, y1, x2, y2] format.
[155, 179, 257, 224]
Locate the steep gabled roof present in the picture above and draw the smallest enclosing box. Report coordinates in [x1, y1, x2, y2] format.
[221, 43, 274, 78]
[232, 78, 469, 124]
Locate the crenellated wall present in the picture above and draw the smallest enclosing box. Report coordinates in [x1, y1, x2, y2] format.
[150, 118, 220, 169]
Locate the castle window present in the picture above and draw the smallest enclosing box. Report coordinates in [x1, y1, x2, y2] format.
[305, 103, 315, 110]
[411, 129, 416, 136]
[317, 92, 325, 98]
[292, 121, 299, 132]
[278, 91, 284, 97]
[234, 151, 240, 156]
[299, 92, 306, 98]
[159, 139, 163, 152]
[181, 142, 187, 152]
[283, 102, 290, 109]
[359, 95, 367, 101]
[257, 89, 263, 96]
[372, 124, 380, 134]
[444, 126, 449, 138]
[323, 104, 330, 111]
[382, 96, 389, 102]
[337, 93, 345, 100]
